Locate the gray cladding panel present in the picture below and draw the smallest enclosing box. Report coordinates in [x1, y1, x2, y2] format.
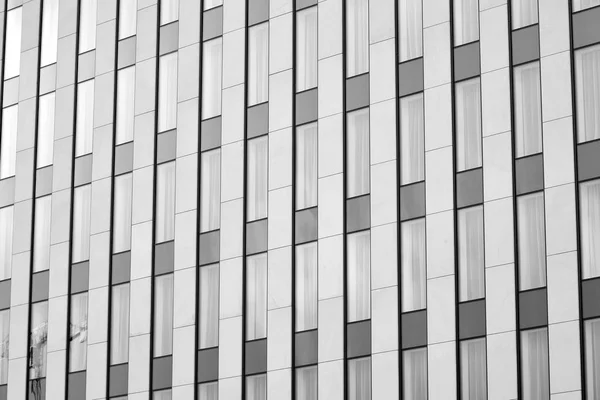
[160, 22, 179, 56]
[582, 278, 600, 319]
[573, 6, 600, 49]
[31, 270, 50, 303]
[297, 0, 318, 10]
[295, 329, 318, 367]
[245, 339, 267, 375]
[78, 51, 96, 83]
[519, 288, 548, 330]
[401, 310, 427, 349]
[152, 356, 173, 390]
[74, 154, 93, 187]
[0, 178, 15, 208]
[512, 25, 540, 66]
[247, 103, 269, 139]
[201, 116, 222, 151]
[456, 168, 483, 208]
[0, 385, 6, 400]
[200, 230, 220, 265]
[67, 371, 86, 400]
[246, 219, 268, 255]
[155, 240, 175, 275]
[578, 140, 600, 182]
[71, 261, 89, 294]
[398, 58, 424, 97]
[112, 252, 132, 285]
[28, 379, 46, 400]
[109, 363, 128, 397]
[248, 0, 269, 26]
[40, 64, 57, 95]
[296, 89, 318, 125]
[118, 36, 137, 69]
[115, 142, 134, 176]
[347, 320, 371, 358]
[454, 41, 481, 82]
[36, 166, 53, 198]
[0, 280, 11, 310]
[346, 195, 370, 233]
[295, 207, 318, 244]
[346, 74, 370, 112]
[198, 347, 219, 383]
[458, 299, 486, 339]
[516, 154, 544, 195]
[203, 7, 223, 41]
[157, 129, 177, 164]
[400, 182, 426, 221]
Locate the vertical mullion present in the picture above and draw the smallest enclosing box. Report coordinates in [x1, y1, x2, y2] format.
[341, 1, 348, 399]
[242, 1, 250, 399]
[291, 0, 298, 398]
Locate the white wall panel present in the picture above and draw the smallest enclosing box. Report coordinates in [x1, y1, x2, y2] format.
[547, 252, 579, 324]
[221, 141, 244, 203]
[486, 263, 516, 334]
[428, 341, 457, 400]
[128, 333, 150, 393]
[268, 247, 292, 309]
[484, 197, 514, 268]
[269, 70, 293, 131]
[268, 368, 291, 399]
[539, 0, 570, 57]
[371, 222, 397, 290]
[371, 287, 398, 353]
[219, 316, 242, 379]
[481, 68, 511, 137]
[544, 117, 575, 188]
[268, 186, 292, 249]
[268, 127, 292, 190]
[424, 22, 451, 89]
[222, 84, 245, 145]
[220, 199, 244, 260]
[318, 174, 343, 238]
[545, 183, 577, 256]
[370, 98, 396, 165]
[269, 12, 292, 74]
[131, 221, 152, 280]
[371, 160, 397, 226]
[86, 342, 107, 400]
[549, 321, 582, 394]
[487, 331, 518, 400]
[318, 55, 343, 118]
[480, 5, 509, 73]
[219, 376, 242, 400]
[267, 306, 292, 370]
[318, 234, 344, 300]
[318, 360, 344, 400]
[427, 276, 456, 344]
[174, 267, 196, 327]
[483, 132, 513, 201]
[369, 39, 395, 103]
[426, 147, 453, 213]
[318, 0, 342, 59]
[318, 296, 344, 362]
[222, 29, 245, 89]
[318, 113, 343, 177]
[425, 84, 453, 151]
[541, 52, 572, 122]
[372, 351, 399, 400]
[172, 325, 195, 387]
[426, 210, 455, 279]
[220, 257, 243, 318]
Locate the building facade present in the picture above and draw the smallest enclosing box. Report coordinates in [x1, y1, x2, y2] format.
[0, 0, 599, 399]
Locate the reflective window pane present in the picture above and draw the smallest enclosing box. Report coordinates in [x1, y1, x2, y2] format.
[38, 93, 56, 168]
[399, 0, 423, 62]
[580, 179, 600, 279]
[247, 374, 267, 400]
[33, 195, 52, 273]
[347, 108, 370, 198]
[348, 357, 371, 400]
[296, 7, 318, 91]
[0, 310, 9, 384]
[199, 381, 218, 400]
[521, 328, 550, 400]
[41, 0, 60, 66]
[202, 38, 223, 119]
[458, 206, 485, 302]
[517, 192, 547, 291]
[73, 185, 92, 263]
[512, 0, 538, 29]
[156, 162, 176, 243]
[456, 78, 482, 171]
[346, 0, 369, 77]
[0, 206, 14, 280]
[403, 347, 427, 400]
[1, 105, 19, 179]
[154, 389, 172, 400]
[200, 149, 221, 233]
[514, 62, 542, 157]
[117, 66, 136, 145]
[199, 264, 219, 348]
[247, 136, 269, 221]
[246, 253, 268, 340]
[460, 338, 487, 400]
[158, 53, 178, 133]
[79, 0, 97, 53]
[114, 173, 133, 253]
[347, 230, 371, 322]
[454, 0, 479, 46]
[119, 0, 138, 39]
[296, 365, 318, 400]
[249, 23, 269, 105]
[29, 301, 48, 379]
[296, 242, 318, 331]
[573, 0, 600, 12]
[296, 123, 318, 210]
[111, 284, 130, 364]
[585, 319, 600, 398]
[400, 93, 425, 185]
[76, 80, 95, 157]
[401, 218, 426, 312]
[154, 274, 174, 357]
[69, 292, 89, 372]
[161, 0, 179, 25]
[575, 44, 600, 143]
[5, 7, 23, 79]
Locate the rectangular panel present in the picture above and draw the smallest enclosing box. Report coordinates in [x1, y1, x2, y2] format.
[458, 299, 486, 339]
[453, 41, 480, 82]
[346, 73, 369, 112]
[519, 288, 548, 330]
[456, 168, 483, 208]
[512, 25, 540, 66]
[245, 339, 267, 375]
[347, 320, 371, 359]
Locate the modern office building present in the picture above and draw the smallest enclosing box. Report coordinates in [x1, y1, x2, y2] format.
[0, 0, 600, 398]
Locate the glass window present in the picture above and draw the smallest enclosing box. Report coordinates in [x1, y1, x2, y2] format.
[296, 365, 318, 400]
[200, 149, 221, 232]
[248, 23, 269, 106]
[401, 218, 426, 312]
[573, 0, 600, 11]
[38, 92, 56, 168]
[454, 0, 479, 46]
[154, 389, 172, 400]
[29, 301, 48, 379]
[117, 66, 136, 144]
[204, 0, 222, 10]
[76, 79, 95, 156]
[348, 230, 371, 322]
[296, 123, 318, 209]
[348, 357, 371, 400]
[296, 242, 318, 331]
[517, 192, 547, 291]
[512, 0, 538, 29]
[79, 0, 97, 53]
[111, 283, 130, 365]
[5, 7, 22, 79]
[514, 62, 542, 157]
[161, 0, 179, 25]
[69, 292, 89, 372]
[460, 338, 487, 400]
[0, 310, 9, 384]
[400, 93, 425, 185]
[158, 53, 178, 133]
[246, 253, 268, 340]
[296, 7, 318, 91]
[156, 162, 176, 243]
[247, 374, 267, 400]
[403, 347, 427, 399]
[399, 0, 423, 62]
[202, 38, 223, 120]
[347, 108, 370, 198]
[585, 318, 600, 398]
[41, 0, 60, 66]
[580, 179, 600, 279]
[575, 44, 600, 143]
[1, 105, 19, 179]
[521, 328, 550, 400]
[247, 136, 269, 221]
[199, 264, 219, 349]
[0, 206, 14, 280]
[33, 195, 52, 273]
[119, 0, 138, 39]
[199, 382, 218, 400]
[114, 173, 133, 253]
[346, 0, 369, 77]
[456, 78, 482, 171]
[458, 206, 485, 302]
[154, 273, 174, 357]
[73, 184, 92, 263]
